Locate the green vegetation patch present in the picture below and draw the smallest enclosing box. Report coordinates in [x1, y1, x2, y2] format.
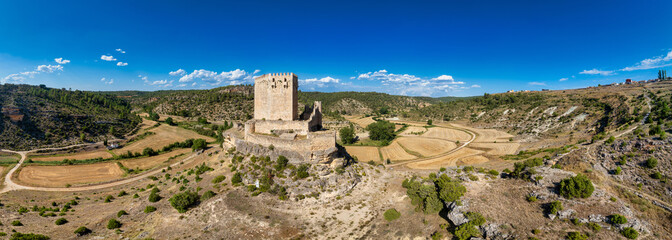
[383, 208, 401, 221]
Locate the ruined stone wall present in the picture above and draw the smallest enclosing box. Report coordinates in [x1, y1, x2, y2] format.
[238, 130, 337, 163]
[253, 73, 298, 121]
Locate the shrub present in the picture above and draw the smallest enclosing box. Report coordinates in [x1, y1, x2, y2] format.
[567, 231, 587, 240]
[54, 218, 68, 225]
[133, 193, 139, 198]
[547, 201, 563, 215]
[559, 174, 594, 199]
[74, 226, 91, 236]
[11, 220, 22, 226]
[148, 191, 161, 203]
[104, 195, 114, 203]
[435, 175, 466, 203]
[169, 191, 200, 213]
[587, 222, 601, 232]
[9, 233, 50, 240]
[231, 172, 243, 185]
[430, 231, 442, 240]
[192, 139, 207, 151]
[620, 227, 639, 239]
[615, 166, 622, 175]
[608, 214, 627, 224]
[651, 172, 662, 179]
[383, 208, 401, 221]
[296, 164, 310, 179]
[201, 190, 216, 201]
[526, 195, 537, 202]
[117, 210, 128, 217]
[106, 219, 121, 229]
[465, 212, 486, 226]
[212, 175, 226, 184]
[117, 191, 127, 197]
[144, 206, 156, 213]
[453, 222, 481, 240]
[645, 157, 658, 168]
[606, 136, 615, 144]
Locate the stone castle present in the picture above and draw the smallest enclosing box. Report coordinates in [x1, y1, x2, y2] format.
[226, 73, 337, 163]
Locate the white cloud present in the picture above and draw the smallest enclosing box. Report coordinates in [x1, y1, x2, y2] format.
[150, 79, 168, 85]
[354, 70, 474, 96]
[177, 84, 187, 87]
[2, 71, 38, 83]
[304, 76, 340, 83]
[116, 62, 128, 66]
[100, 77, 114, 85]
[253, 69, 261, 74]
[37, 64, 64, 73]
[620, 50, 672, 71]
[169, 69, 186, 76]
[54, 58, 70, 64]
[115, 48, 126, 54]
[101, 55, 116, 61]
[580, 69, 615, 76]
[528, 82, 546, 86]
[559, 78, 568, 81]
[177, 69, 256, 85]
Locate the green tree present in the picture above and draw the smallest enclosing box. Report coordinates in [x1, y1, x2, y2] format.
[74, 226, 91, 236]
[106, 219, 121, 229]
[366, 120, 396, 142]
[149, 112, 160, 121]
[169, 191, 200, 213]
[559, 174, 594, 199]
[192, 139, 207, 151]
[165, 117, 176, 126]
[646, 157, 658, 168]
[427, 119, 433, 125]
[453, 222, 481, 240]
[383, 208, 401, 221]
[339, 124, 356, 144]
[435, 174, 466, 203]
[9, 233, 50, 240]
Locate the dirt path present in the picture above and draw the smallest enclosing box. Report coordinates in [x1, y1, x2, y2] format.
[388, 123, 476, 167]
[0, 146, 201, 194]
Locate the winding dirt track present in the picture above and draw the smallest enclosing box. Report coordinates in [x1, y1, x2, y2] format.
[0, 145, 199, 194]
[388, 124, 476, 167]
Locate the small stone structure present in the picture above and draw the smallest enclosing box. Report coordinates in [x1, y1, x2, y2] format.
[225, 73, 337, 163]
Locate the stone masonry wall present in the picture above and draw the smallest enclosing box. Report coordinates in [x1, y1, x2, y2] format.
[254, 73, 298, 121]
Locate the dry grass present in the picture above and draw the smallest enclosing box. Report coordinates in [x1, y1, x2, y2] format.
[381, 141, 417, 161]
[345, 116, 376, 128]
[399, 126, 426, 135]
[17, 163, 124, 187]
[119, 148, 192, 169]
[29, 150, 112, 162]
[406, 147, 484, 169]
[396, 137, 455, 157]
[422, 128, 472, 141]
[344, 146, 381, 163]
[470, 142, 520, 155]
[113, 124, 214, 154]
[452, 123, 514, 142]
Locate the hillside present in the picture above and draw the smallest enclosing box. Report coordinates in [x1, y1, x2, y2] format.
[407, 84, 651, 149]
[114, 86, 458, 121]
[0, 84, 141, 150]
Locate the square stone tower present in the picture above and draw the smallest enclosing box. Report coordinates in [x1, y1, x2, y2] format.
[254, 73, 298, 121]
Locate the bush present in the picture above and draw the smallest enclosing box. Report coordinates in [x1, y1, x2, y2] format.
[296, 164, 310, 179]
[104, 195, 114, 203]
[11, 220, 22, 226]
[212, 175, 226, 184]
[383, 208, 401, 221]
[465, 211, 486, 226]
[366, 120, 396, 141]
[453, 222, 481, 240]
[144, 206, 156, 213]
[615, 166, 622, 175]
[117, 210, 128, 217]
[142, 147, 157, 156]
[9, 233, 50, 240]
[608, 214, 627, 224]
[567, 231, 587, 240]
[54, 218, 68, 225]
[148, 191, 161, 203]
[165, 117, 176, 126]
[559, 174, 594, 199]
[587, 222, 601, 232]
[169, 191, 200, 213]
[651, 172, 662, 179]
[547, 201, 563, 215]
[106, 219, 121, 229]
[231, 172, 243, 185]
[339, 125, 356, 144]
[620, 227, 639, 239]
[201, 190, 216, 201]
[645, 157, 658, 168]
[526, 195, 538, 202]
[435, 175, 466, 203]
[74, 226, 91, 236]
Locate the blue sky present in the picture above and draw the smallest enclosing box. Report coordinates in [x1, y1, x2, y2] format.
[1, 0, 671, 97]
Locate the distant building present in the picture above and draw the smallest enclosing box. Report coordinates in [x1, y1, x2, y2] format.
[541, 89, 550, 91]
[507, 90, 515, 93]
[625, 79, 632, 84]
